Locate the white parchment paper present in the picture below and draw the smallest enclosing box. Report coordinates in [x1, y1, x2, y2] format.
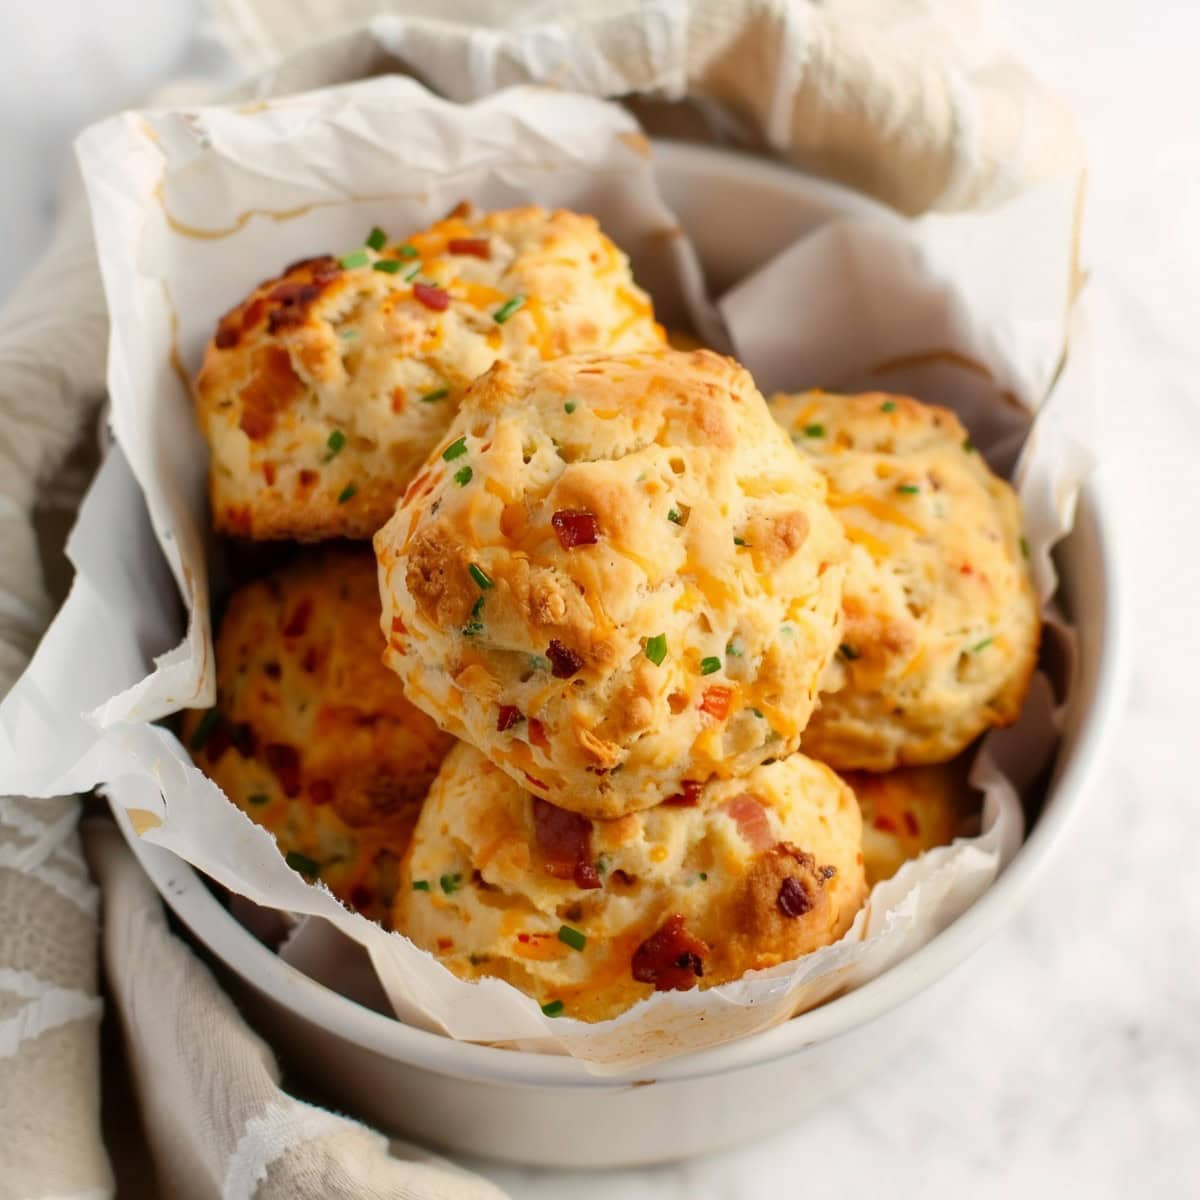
[0, 76, 1088, 1072]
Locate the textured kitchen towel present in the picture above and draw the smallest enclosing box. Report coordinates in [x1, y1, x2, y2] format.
[0, 2, 1082, 1196]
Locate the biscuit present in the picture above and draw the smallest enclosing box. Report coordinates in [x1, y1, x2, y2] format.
[181, 548, 454, 924]
[375, 349, 848, 818]
[196, 206, 665, 540]
[394, 743, 866, 1022]
[843, 762, 976, 885]
[770, 391, 1040, 770]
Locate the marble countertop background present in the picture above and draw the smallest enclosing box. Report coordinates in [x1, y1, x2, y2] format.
[2, 2, 1197, 1196]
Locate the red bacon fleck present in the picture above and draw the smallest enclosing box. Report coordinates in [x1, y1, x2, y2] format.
[903, 810, 920, 837]
[309, 778, 333, 806]
[265, 743, 302, 796]
[532, 797, 601, 890]
[391, 616, 407, 635]
[496, 705, 522, 732]
[298, 469, 318, 489]
[413, 282, 450, 311]
[523, 772, 548, 791]
[282, 598, 312, 638]
[664, 779, 703, 807]
[527, 718, 549, 750]
[699, 686, 733, 720]
[777, 876, 813, 918]
[631, 914, 709, 991]
[447, 237, 491, 259]
[721, 793, 772, 850]
[551, 509, 600, 549]
[266, 282, 322, 333]
[546, 639, 583, 679]
[262, 461, 276, 486]
[873, 814, 898, 834]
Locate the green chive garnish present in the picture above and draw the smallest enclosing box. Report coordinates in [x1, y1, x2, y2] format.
[373, 258, 403, 274]
[469, 564, 494, 590]
[188, 708, 220, 751]
[726, 639, 743, 657]
[644, 634, 667, 666]
[557, 925, 586, 952]
[325, 429, 346, 459]
[246, 793, 270, 806]
[412, 880, 431, 892]
[337, 483, 357, 503]
[972, 637, 994, 652]
[463, 597, 485, 637]
[595, 855, 609, 877]
[733, 536, 748, 547]
[668, 508, 682, 524]
[493, 295, 525, 324]
[803, 423, 826, 438]
[440, 873, 463, 895]
[881, 400, 897, 413]
[365, 226, 387, 251]
[1020, 536, 1030, 559]
[404, 264, 422, 281]
[286, 851, 319, 878]
[699, 656, 721, 676]
[963, 438, 976, 453]
[454, 465, 473, 487]
[442, 437, 467, 462]
[397, 244, 419, 258]
[339, 250, 369, 269]
[564, 400, 577, 414]
[897, 484, 920, 495]
[750, 708, 765, 719]
[838, 643, 860, 661]
[421, 387, 449, 404]
[541, 999, 565, 1017]
[528, 654, 551, 672]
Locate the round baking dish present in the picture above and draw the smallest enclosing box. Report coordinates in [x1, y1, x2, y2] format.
[115, 141, 1128, 1168]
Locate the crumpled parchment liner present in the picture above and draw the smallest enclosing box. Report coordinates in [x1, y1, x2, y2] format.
[0, 75, 1090, 1073]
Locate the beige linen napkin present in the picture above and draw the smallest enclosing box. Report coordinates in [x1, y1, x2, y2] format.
[0, 3, 1082, 1196]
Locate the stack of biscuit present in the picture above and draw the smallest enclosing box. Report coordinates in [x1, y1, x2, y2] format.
[184, 205, 1040, 1021]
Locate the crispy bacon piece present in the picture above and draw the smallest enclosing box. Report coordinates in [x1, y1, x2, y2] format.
[903, 810, 920, 837]
[309, 778, 333, 807]
[546, 639, 583, 679]
[447, 237, 491, 259]
[664, 779, 703, 807]
[532, 797, 601, 889]
[631, 914, 709, 991]
[699, 685, 733, 720]
[265, 742, 302, 797]
[551, 509, 600, 549]
[776, 876, 813, 918]
[496, 705, 522, 732]
[527, 717, 549, 749]
[413, 282, 450, 311]
[282, 597, 312, 638]
[721, 793, 772, 850]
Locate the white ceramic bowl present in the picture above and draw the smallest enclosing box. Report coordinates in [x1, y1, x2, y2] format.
[118, 142, 1127, 1169]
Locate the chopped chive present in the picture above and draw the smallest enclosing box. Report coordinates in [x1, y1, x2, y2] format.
[412, 879, 431, 892]
[963, 438, 976, 453]
[454, 465, 474, 487]
[541, 999, 565, 1017]
[188, 708, 220, 750]
[564, 400, 577, 414]
[699, 656, 721, 676]
[528, 654, 551, 672]
[971, 637, 994, 653]
[337, 483, 357, 503]
[404, 264, 422, 281]
[726, 639, 744, 657]
[469, 564, 494, 590]
[803, 423, 826, 438]
[493, 295, 526, 324]
[644, 634, 667, 666]
[750, 707, 765, 719]
[838, 643, 860, 661]
[365, 226, 387, 251]
[440, 872, 463, 895]
[463, 596, 485, 637]
[324, 429, 346, 460]
[339, 249, 369, 269]
[246, 793, 270, 806]
[372, 258, 403, 274]
[1020, 536, 1030, 559]
[668, 508, 682, 524]
[594, 854, 609, 877]
[881, 400, 897, 413]
[733, 536, 748, 547]
[286, 851, 319, 878]
[397, 244, 419, 258]
[421, 387, 449, 404]
[897, 484, 920, 495]
[442, 437, 468, 462]
[557, 925, 586, 952]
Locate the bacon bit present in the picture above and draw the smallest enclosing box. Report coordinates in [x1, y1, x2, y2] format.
[546, 639, 583, 679]
[611, 869, 636, 886]
[699, 685, 733, 720]
[551, 509, 600, 550]
[722, 793, 772, 850]
[527, 717, 549, 750]
[309, 778, 333, 806]
[282, 598, 312, 638]
[664, 779, 703, 807]
[496, 705, 522, 732]
[436, 937, 455, 952]
[262, 461, 276, 486]
[513, 931, 565, 961]
[204, 719, 231, 764]
[903, 810, 920, 837]
[523, 772, 548, 791]
[262, 661, 281, 679]
[447, 237, 491, 258]
[390, 616, 407, 635]
[873, 814, 899, 833]
[632, 914, 709, 991]
[391, 388, 406, 413]
[777, 876, 813, 918]
[413, 282, 450, 311]
[298, 469, 318, 489]
[266, 281, 322, 334]
[532, 797, 601, 889]
[265, 743, 302, 796]
[301, 645, 323, 674]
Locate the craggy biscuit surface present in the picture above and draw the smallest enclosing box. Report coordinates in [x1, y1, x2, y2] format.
[196, 206, 665, 540]
[771, 391, 1040, 770]
[394, 743, 866, 1022]
[181, 548, 453, 924]
[375, 349, 848, 817]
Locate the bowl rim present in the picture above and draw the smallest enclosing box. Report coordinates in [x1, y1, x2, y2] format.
[118, 140, 1129, 1090]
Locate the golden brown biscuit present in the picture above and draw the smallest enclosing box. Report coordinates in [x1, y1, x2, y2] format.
[375, 348, 848, 818]
[843, 762, 977, 885]
[196, 206, 665, 541]
[394, 744, 866, 1022]
[181, 548, 454, 924]
[770, 391, 1040, 770]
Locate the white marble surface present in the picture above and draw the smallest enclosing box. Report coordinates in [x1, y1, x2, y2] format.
[2, 2, 1197, 1195]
